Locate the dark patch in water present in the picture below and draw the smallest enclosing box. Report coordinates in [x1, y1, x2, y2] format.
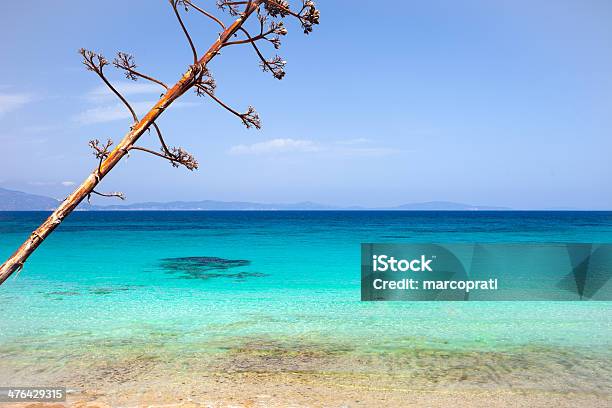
[89, 286, 135, 295]
[160, 256, 266, 280]
[47, 291, 80, 296]
[234, 271, 268, 280]
[44, 290, 81, 300]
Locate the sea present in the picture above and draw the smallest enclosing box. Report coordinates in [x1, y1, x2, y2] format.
[0, 211, 611, 399]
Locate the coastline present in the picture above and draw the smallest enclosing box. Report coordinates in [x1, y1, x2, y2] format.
[3, 336, 611, 407]
[4, 386, 610, 408]
[3, 368, 611, 407]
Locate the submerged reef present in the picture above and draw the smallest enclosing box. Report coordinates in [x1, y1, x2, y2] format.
[159, 256, 266, 280]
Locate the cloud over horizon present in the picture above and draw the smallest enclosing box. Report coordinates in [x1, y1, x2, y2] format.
[228, 138, 400, 157]
[229, 138, 321, 155]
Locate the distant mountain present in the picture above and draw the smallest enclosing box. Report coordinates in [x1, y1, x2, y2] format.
[389, 201, 508, 211]
[0, 187, 59, 211]
[88, 200, 338, 211]
[0, 188, 508, 211]
[88, 200, 507, 211]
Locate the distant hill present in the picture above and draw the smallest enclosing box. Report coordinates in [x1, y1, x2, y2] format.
[89, 200, 338, 211]
[0, 188, 508, 211]
[389, 201, 508, 211]
[0, 187, 59, 211]
[87, 199, 507, 211]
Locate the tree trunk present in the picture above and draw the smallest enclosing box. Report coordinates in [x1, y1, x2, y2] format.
[0, 2, 262, 285]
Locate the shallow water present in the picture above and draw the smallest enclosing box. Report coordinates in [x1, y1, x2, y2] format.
[0, 211, 611, 397]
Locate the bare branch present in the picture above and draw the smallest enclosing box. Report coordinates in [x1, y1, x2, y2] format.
[168, 146, 199, 170]
[113, 52, 169, 90]
[185, 0, 226, 29]
[129, 145, 199, 171]
[194, 68, 217, 96]
[237, 28, 285, 79]
[223, 21, 286, 48]
[223, 33, 267, 47]
[88, 139, 113, 160]
[113, 52, 137, 80]
[87, 190, 126, 204]
[89, 138, 114, 175]
[240, 105, 261, 129]
[152, 122, 172, 156]
[195, 84, 261, 129]
[300, 0, 320, 34]
[268, 36, 282, 49]
[170, 0, 198, 64]
[141, 122, 198, 170]
[80, 48, 109, 72]
[216, 0, 246, 16]
[260, 55, 286, 79]
[79, 48, 139, 123]
[265, 0, 319, 34]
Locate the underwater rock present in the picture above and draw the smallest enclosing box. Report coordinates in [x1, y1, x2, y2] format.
[47, 291, 80, 296]
[159, 256, 266, 280]
[89, 286, 135, 295]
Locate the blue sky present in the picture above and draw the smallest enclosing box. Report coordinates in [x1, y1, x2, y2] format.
[0, 0, 611, 209]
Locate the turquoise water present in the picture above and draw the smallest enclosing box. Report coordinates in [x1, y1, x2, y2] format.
[1, 211, 611, 395]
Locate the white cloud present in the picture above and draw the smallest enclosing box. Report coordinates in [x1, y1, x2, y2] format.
[229, 138, 401, 157]
[86, 82, 163, 103]
[75, 103, 136, 125]
[75, 82, 168, 124]
[74, 100, 164, 125]
[0, 92, 33, 115]
[75, 83, 199, 125]
[28, 180, 76, 187]
[229, 138, 321, 155]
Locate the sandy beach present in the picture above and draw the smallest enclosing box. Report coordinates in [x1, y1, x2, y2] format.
[3, 337, 611, 407]
[3, 378, 610, 407]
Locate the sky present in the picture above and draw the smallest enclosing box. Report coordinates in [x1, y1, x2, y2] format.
[0, 0, 611, 209]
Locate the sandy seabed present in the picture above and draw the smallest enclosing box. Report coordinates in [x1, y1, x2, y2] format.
[3, 379, 610, 408]
[2, 337, 611, 408]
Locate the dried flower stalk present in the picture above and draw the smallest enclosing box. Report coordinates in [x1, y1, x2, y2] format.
[0, 0, 319, 285]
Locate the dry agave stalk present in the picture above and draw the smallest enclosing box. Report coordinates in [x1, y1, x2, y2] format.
[0, 0, 320, 285]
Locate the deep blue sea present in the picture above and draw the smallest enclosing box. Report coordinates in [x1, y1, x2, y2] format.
[1, 211, 611, 396]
